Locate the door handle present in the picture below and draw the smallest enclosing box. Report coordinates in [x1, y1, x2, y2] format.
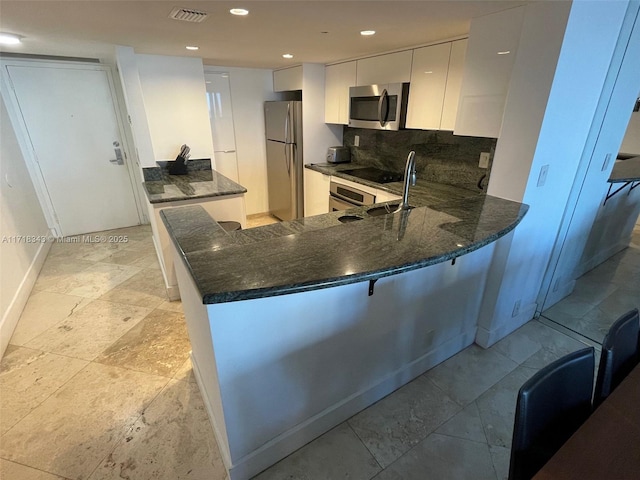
[110, 148, 124, 165]
[378, 89, 388, 127]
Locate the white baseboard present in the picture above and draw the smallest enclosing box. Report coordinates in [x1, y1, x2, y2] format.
[475, 301, 537, 348]
[0, 239, 52, 358]
[575, 239, 629, 278]
[194, 328, 476, 480]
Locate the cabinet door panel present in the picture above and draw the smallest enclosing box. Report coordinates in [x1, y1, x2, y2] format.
[455, 7, 525, 137]
[406, 43, 451, 130]
[274, 66, 302, 92]
[325, 62, 356, 125]
[356, 51, 413, 86]
[304, 169, 330, 216]
[440, 39, 467, 131]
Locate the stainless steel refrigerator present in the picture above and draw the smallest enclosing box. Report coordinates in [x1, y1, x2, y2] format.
[264, 101, 303, 221]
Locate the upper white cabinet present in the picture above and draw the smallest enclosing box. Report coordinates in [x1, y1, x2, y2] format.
[454, 7, 525, 138]
[406, 39, 467, 131]
[325, 61, 357, 125]
[405, 43, 451, 130]
[440, 39, 467, 131]
[356, 51, 413, 86]
[273, 66, 303, 92]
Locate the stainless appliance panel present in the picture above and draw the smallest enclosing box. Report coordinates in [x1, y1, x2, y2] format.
[265, 101, 295, 143]
[329, 195, 358, 212]
[349, 83, 409, 131]
[264, 100, 303, 221]
[329, 181, 376, 206]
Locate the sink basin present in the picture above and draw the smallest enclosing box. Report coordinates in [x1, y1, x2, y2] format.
[338, 215, 363, 223]
[367, 204, 400, 217]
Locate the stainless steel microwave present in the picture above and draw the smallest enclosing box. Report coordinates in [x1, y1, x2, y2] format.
[349, 83, 409, 130]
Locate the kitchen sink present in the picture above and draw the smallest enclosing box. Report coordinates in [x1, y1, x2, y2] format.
[367, 204, 400, 216]
[338, 215, 363, 223]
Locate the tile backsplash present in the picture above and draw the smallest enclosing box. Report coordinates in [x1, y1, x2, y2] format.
[343, 128, 497, 192]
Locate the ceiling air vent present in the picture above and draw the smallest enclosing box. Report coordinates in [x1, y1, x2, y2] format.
[169, 7, 209, 23]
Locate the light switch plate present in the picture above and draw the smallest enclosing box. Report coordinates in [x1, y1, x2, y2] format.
[354, 135, 360, 147]
[537, 164, 549, 187]
[479, 152, 491, 169]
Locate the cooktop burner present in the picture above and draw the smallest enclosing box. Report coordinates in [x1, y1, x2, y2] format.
[341, 167, 404, 184]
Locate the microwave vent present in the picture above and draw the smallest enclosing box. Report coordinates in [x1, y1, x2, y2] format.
[169, 7, 209, 23]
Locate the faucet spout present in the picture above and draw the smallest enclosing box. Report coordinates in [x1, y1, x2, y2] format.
[396, 151, 416, 212]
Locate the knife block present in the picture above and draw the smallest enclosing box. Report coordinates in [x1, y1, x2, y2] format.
[168, 155, 188, 175]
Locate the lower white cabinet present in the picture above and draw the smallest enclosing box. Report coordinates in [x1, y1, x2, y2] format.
[304, 168, 331, 216]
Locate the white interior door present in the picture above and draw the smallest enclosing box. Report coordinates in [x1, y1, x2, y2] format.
[5, 62, 141, 236]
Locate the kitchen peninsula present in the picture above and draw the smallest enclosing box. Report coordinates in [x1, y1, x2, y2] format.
[162, 186, 527, 480]
[142, 159, 247, 300]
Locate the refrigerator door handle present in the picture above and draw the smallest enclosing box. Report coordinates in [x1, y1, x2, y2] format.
[285, 143, 291, 175]
[284, 103, 290, 144]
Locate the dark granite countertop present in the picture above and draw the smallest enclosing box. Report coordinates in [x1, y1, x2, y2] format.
[305, 163, 483, 207]
[161, 191, 528, 304]
[143, 161, 247, 204]
[608, 156, 640, 183]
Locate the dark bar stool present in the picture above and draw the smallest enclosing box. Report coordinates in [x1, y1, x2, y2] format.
[219, 221, 242, 232]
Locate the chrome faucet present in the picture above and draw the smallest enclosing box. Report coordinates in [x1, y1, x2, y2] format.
[395, 151, 416, 212]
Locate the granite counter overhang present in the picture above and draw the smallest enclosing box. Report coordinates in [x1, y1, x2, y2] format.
[143, 168, 247, 204]
[161, 193, 529, 305]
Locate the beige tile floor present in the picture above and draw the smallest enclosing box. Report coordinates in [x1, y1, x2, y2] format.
[541, 225, 640, 344]
[1, 221, 635, 480]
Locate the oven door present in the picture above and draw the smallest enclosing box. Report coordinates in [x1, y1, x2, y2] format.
[329, 195, 357, 212]
[349, 83, 408, 130]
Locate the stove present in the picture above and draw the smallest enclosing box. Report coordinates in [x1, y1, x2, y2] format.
[341, 167, 403, 184]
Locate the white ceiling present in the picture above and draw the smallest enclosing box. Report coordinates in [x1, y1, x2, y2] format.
[0, 1, 527, 68]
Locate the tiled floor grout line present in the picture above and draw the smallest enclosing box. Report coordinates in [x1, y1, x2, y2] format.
[0, 457, 74, 480]
[343, 420, 385, 477]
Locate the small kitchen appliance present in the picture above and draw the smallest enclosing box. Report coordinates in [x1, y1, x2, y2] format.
[326, 146, 351, 164]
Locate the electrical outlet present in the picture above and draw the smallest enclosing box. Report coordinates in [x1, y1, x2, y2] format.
[354, 135, 360, 147]
[553, 278, 561, 292]
[537, 164, 549, 187]
[512, 300, 521, 318]
[478, 152, 491, 169]
[601, 153, 612, 171]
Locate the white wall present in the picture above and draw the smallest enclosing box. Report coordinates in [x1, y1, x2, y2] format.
[114, 46, 156, 169]
[136, 54, 214, 164]
[477, 0, 635, 346]
[301, 63, 342, 165]
[540, 3, 640, 307]
[0, 97, 51, 358]
[204, 66, 282, 215]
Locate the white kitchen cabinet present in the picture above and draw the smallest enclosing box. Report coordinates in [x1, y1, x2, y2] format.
[440, 39, 467, 131]
[304, 168, 331, 216]
[325, 61, 357, 124]
[375, 189, 402, 203]
[406, 42, 451, 130]
[273, 66, 303, 92]
[356, 51, 413, 86]
[454, 6, 525, 138]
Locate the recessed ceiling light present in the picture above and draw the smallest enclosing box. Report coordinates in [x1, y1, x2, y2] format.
[497, 50, 511, 55]
[360, 30, 376, 36]
[230, 8, 249, 16]
[0, 33, 22, 45]
[282, 53, 293, 59]
[186, 45, 199, 51]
